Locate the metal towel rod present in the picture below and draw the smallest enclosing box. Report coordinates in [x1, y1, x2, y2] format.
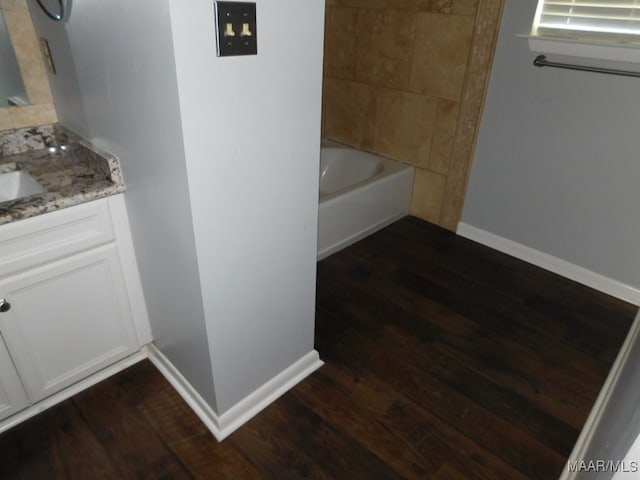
[533, 54, 640, 78]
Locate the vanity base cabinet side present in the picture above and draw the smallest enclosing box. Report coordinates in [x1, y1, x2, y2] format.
[107, 194, 153, 346]
[0, 334, 29, 422]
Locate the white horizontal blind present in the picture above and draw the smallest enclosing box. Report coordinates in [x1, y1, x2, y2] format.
[532, 0, 640, 43]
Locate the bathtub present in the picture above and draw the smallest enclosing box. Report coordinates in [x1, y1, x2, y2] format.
[317, 140, 415, 260]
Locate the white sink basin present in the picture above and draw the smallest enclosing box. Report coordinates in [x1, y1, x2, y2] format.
[0, 171, 46, 202]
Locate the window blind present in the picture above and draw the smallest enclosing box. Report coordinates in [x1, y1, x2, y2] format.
[532, 0, 640, 42]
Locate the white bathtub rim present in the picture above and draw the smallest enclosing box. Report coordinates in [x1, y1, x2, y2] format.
[319, 153, 385, 196]
[319, 166, 412, 204]
[320, 139, 413, 169]
[317, 139, 416, 260]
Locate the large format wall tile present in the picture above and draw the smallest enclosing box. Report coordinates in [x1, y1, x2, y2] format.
[323, 78, 377, 150]
[410, 168, 446, 222]
[417, 0, 478, 16]
[354, 10, 416, 90]
[324, 7, 358, 79]
[373, 89, 436, 168]
[409, 13, 475, 100]
[322, 0, 502, 229]
[327, 0, 418, 10]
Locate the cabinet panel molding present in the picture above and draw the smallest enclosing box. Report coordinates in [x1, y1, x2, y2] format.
[0, 199, 115, 277]
[0, 244, 139, 402]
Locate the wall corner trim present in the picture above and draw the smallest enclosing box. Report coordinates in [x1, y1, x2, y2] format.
[558, 311, 640, 480]
[457, 222, 640, 306]
[147, 345, 324, 441]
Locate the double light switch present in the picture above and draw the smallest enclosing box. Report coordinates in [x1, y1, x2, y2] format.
[215, 1, 257, 56]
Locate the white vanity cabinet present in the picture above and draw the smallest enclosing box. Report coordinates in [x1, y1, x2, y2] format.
[0, 335, 29, 422]
[0, 244, 139, 403]
[0, 194, 151, 425]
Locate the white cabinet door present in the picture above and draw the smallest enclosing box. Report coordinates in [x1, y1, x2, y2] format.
[0, 244, 139, 403]
[0, 334, 29, 421]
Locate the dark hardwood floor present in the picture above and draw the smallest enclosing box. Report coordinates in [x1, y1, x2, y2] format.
[1, 216, 636, 479]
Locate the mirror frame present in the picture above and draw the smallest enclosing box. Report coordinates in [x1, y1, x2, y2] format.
[35, 0, 63, 21]
[0, 0, 56, 131]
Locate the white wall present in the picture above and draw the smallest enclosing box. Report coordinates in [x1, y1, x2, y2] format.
[613, 433, 640, 479]
[28, 0, 217, 408]
[462, 0, 640, 300]
[29, 0, 324, 416]
[168, 0, 324, 413]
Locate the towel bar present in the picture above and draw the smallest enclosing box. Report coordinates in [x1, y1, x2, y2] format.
[533, 55, 640, 78]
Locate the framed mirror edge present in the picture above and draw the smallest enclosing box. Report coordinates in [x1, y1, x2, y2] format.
[0, 0, 57, 132]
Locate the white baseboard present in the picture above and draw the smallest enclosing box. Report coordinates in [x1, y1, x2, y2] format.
[457, 222, 640, 305]
[147, 345, 323, 441]
[145, 344, 223, 438]
[1, 343, 323, 440]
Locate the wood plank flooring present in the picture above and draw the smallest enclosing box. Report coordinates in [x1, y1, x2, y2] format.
[0, 216, 636, 479]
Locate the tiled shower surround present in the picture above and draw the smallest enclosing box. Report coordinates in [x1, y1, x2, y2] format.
[322, 0, 503, 229]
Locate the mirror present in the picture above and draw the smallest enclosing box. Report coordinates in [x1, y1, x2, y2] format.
[0, 10, 28, 107]
[0, 0, 56, 131]
[35, 0, 63, 21]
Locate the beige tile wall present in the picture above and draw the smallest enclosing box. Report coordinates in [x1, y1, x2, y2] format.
[322, 0, 504, 229]
[0, 0, 57, 130]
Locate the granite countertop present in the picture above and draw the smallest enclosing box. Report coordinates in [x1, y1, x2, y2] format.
[0, 125, 125, 225]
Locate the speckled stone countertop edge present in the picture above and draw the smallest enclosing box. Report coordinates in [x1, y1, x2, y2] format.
[0, 124, 127, 225]
[0, 183, 126, 225]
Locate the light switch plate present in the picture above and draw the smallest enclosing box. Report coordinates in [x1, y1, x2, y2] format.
[214, 1, 257, 57]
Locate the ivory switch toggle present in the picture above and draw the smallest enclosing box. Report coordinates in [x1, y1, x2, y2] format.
[241, 23, 252, 37]
[224, 23, 235, 37]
